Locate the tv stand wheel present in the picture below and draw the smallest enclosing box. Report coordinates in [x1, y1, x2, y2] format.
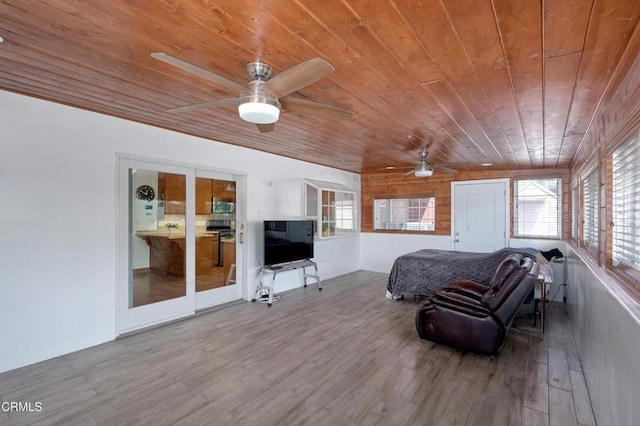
[304, 284, 307, 288]
[318, 287, 322, 291]
[251, 298, 257, 303]
[267, 303, 272, 307]
[400, 294, 405, 301]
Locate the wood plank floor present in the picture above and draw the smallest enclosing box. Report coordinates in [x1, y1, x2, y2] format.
[132, 267, 229, 307]
[0, 271, 596, 425]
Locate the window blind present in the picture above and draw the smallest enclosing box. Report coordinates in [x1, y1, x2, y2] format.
[582, 168, 599, 254]
[513, 178, 561, 238]
[612, 133, 640, 280]
[571, 187, 579, 240]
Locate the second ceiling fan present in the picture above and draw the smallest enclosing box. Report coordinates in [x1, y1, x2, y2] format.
[386, 150, 459, 177]
[151, 53, 352, 133]
[385, 133, 467, 177]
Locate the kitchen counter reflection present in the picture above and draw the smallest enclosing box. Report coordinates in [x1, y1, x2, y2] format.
[135, 231, 233, 278]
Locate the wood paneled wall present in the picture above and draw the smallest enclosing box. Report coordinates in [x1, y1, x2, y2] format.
[570, 22, 640, 270]
[361, 169, 570, 239]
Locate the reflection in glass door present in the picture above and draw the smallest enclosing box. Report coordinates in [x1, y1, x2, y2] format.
[130, 170, 187, 307]
[119, 159, 195, 333]
[194, 171, 242, 311]
[195, 178, 237, 292]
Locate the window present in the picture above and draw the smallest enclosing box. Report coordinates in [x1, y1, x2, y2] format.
[582, 168, 599, 255]
[571, 186, 579, 240]
[304, 180, 356, 239]
[513, 177, 562, 238]
[374, 196, 435, 231]
[611, 133, 640, 283]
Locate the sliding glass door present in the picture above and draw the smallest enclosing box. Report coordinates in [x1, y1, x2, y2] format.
[118, 158, 244, 333]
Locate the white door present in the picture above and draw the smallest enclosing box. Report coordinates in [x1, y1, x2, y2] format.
[451, 179, 508, 252]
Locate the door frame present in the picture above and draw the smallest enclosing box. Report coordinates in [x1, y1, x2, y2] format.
[116, 154, 247, 334]
[450, 178, 510, 251]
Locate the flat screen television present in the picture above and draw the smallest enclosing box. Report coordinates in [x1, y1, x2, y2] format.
[264, 220, 314, 266]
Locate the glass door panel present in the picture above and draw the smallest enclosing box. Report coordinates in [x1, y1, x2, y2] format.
[196, 178, 236, 292]
[194, 171, 243, 311]
[130, 170, 186, 307]
[119, 158, 194, 333]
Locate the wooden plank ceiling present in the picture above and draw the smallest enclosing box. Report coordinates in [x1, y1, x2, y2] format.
[1, 0, 639, 174]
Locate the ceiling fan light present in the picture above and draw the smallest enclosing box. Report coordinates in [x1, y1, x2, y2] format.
[238, 80, 281, 124]
[414, 169, 433, 177]
[238, 101, 280, 124]
[414, 162, 434, 177]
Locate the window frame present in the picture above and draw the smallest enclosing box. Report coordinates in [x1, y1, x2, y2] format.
[303, 179, 357, 240]
[512, 176, 563, 239]
[372, 195, 436, 233]
[608, 130, 640, 289]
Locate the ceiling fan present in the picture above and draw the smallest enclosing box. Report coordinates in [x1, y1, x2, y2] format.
[385, 150, 459, 177]
[151, 53, 352, 133]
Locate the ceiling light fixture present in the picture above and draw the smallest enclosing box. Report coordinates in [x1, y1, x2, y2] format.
[414, 162, 434, 177]
[237, 80, 280, 124]
[238, 100, 280, 124]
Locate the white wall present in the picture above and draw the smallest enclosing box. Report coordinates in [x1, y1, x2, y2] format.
[563, 245, 640, 426]
[359, 233, 453, 273]
[0, 90, 360, 373]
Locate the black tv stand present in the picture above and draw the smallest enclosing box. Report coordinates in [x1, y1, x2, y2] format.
[252, 259, 321, 306]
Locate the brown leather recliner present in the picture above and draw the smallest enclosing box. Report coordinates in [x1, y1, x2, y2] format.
[415, 255, 539, 355]
[444, 253, 524, 300]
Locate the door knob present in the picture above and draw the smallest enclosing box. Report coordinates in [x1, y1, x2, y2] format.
[455, 239, 460, 242]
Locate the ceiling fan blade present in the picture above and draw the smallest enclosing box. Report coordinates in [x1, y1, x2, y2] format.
[257, 123, 275, 133]
[166, 98, 239, 113]
[151, 52, 247, 95]
[280, 97, 352, 120]
[433, 165, 458, 174]
[264, 58, 335, 98]
[404, 170, 415, 176]
[382, 166, 413, 170]
[439, 162, 472, 167]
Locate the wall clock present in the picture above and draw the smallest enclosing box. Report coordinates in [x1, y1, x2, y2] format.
[135, 184, 155, 202]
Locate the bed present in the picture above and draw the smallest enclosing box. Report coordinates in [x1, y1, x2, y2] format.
[386, 247, 542, 300]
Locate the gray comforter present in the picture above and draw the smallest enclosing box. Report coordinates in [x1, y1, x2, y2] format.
[386, 247, 539, 299]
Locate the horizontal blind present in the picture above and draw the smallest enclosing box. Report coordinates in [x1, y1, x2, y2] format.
[374, 197, 435, 231]
[571, 187, 579, 240]
[582, 168, 599, 254]
[612, 132, 640, 278]
[513, 178, 561, 238]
